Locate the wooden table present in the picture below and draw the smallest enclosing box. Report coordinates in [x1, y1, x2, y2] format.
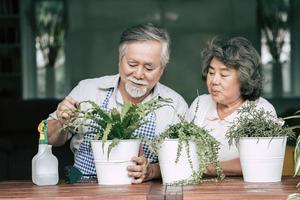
[0, 177, 299, 200]
[180, 177, 300, 200]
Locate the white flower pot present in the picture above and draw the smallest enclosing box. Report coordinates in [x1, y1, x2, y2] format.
[158, 139, 199, 184]
[91, 139, 141, 185]
[94, 160, 133, 185]
[91, 139, 141, 161]
[239, 137, 287, 182]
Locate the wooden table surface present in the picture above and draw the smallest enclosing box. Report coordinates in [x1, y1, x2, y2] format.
[181, 177, 300, 200]
[0, 177, 299, 200]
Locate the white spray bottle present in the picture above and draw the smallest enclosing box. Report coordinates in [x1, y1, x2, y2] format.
[32, 120, 59, 186]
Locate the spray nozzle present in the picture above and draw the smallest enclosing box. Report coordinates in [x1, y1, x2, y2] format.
[38, 120, 48, 144]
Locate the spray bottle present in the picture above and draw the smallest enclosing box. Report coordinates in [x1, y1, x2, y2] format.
[32, 120, 59, 186]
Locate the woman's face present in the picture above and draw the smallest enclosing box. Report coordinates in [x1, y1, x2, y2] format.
[206, 57, 243, 106]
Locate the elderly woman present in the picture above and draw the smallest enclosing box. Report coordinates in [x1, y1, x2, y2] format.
[187, 37, 277, 176]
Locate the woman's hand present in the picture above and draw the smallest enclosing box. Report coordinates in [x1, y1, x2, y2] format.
[206, 158, 242, 176]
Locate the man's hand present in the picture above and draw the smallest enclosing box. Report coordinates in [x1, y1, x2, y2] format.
[127, 156, 161, 184]
[56, 96, 79, 124]
[48, 96, 78, 146]
[127, 156, 149, 184]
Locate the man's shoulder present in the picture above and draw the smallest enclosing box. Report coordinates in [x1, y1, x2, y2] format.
[78, 74, 118, 89]
[157, 82, 187, 105]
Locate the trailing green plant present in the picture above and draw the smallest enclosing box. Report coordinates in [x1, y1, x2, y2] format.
[226, 101, 294, 147]
[150, 103, 225, 185]
[62, 96, 172, 158]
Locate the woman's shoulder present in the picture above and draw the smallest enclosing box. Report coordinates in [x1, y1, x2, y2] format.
[190, 94, 213, 108]
[254, 97, 277, 116]
[187, 94, 214, 121]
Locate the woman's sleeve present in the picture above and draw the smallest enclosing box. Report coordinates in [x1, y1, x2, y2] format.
[186, 97, 200, 122]
[256, 97, 277, 117]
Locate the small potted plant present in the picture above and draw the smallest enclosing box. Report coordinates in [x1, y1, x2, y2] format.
[150, 115, 225, 185]
[285, 110, 300, 200]
[284, 110, 300, 176]
[62, 96, 171, 185]
[226, 102, 294, 182]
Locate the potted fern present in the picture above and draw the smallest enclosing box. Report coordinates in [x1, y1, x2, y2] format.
[62, 96, 171, 185]
[150, 116, 225, 185]
[226, 102, 294, 182]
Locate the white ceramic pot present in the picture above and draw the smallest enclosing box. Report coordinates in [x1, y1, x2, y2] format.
[94, 160, 133, 185]
[158, 139, 199, 184]
[91, 139, 141, 161]
[91, 139, 141, 185]
[239, 136, 287, 182]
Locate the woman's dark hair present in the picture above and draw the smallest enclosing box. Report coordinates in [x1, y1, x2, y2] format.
[202, 37, 262, 101]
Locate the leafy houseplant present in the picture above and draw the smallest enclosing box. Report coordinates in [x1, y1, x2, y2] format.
[226, 102, 294, 145]
[226, 101, 294, 182]
[150, 115, 225, 185]
[62, 96, 172, 185]
[62, 96, 172, 158]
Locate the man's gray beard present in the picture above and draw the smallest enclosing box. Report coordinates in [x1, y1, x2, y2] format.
[125, 82, 148, 98]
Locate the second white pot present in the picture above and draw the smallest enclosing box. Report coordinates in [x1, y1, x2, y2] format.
[158, 139, 199, 184]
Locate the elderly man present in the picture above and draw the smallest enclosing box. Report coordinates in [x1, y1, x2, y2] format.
[47, 23, 188, 183]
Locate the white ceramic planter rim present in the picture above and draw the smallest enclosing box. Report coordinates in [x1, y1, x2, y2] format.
[90, 139, 141, 161]
[239, 136, 287, 139]
[89, 139, 141, 142]
[238, 136, 287, 146]
[163, 138, 180, 141]
[94, 160, 130, 163]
